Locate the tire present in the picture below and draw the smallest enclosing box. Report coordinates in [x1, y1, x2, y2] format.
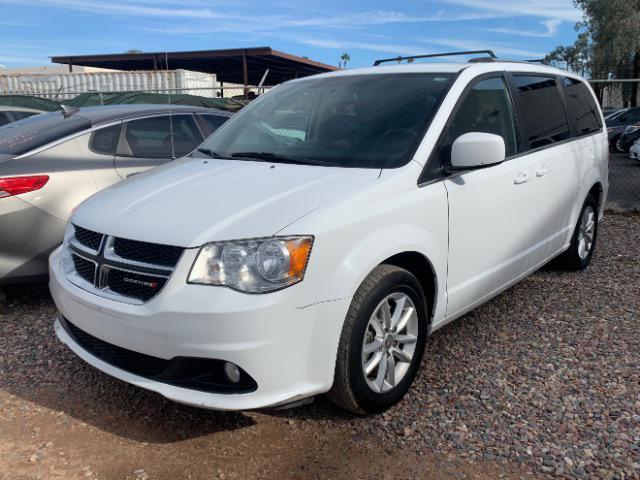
[557, 194, 599, 270]
[327, 265, 428, 414]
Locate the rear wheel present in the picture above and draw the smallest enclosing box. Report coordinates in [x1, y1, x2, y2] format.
[328, 265, 428, 414]
[557, 194, 598, 270]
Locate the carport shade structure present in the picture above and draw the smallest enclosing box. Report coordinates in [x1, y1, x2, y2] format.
[51, 47, 338, 96]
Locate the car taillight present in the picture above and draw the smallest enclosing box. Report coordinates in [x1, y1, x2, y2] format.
[0, 175, 49, 199]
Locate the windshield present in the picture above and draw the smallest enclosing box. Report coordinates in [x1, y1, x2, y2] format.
[198, 73, 455, 168]
[0, 111, 90, 156]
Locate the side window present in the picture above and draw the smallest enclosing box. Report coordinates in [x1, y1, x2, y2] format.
[562, 77, 602, 136]
[513, 76, 570, 149]
[442, 76, 518, 163]
[170, 115, 203, 157]
[89, 124, 121, 155]
[199, 114, 229, 134]
[0, 112, 11, 127]
[623, 108, 640, 122]
[122, 115, 202, 158]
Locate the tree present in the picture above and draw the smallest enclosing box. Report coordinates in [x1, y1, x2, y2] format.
[339, 52, 351, 69]
[125, 49, 143, 54]
[547, 0, 640, 105]
[545, 32, 590, 75]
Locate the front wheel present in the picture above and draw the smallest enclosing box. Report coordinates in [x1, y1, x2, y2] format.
[557, 194, 599, 270]
[328, 265, 428, 414]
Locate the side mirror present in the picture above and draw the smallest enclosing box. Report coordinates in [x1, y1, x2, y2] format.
[451, 132, 506, 170]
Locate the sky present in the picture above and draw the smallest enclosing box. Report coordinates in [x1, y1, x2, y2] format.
[0, 0, 584, 69]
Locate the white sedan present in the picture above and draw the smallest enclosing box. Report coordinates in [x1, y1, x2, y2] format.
[630, 139, 640, 160]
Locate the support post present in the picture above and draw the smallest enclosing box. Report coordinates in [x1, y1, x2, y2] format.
[242, 49, 249, 99]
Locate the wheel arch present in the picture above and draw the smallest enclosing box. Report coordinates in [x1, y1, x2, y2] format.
[588, 181, 603, 212]
[380, 251, 438, 330]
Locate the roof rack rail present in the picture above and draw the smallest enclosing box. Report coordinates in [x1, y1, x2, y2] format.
[373, 50, 496, 66]
[467, 56, 547, 64]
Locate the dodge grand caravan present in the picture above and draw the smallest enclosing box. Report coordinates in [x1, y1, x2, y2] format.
[49, 56, 608, 414]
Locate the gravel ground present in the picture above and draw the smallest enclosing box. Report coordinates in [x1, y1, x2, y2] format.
[608, 153, 640, 212]
[1, 214, 639, 480]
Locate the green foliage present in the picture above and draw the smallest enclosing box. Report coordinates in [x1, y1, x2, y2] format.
[546, 0, 640, 79]
[339, 52, 351, 69]
[546, 0, 640, 105]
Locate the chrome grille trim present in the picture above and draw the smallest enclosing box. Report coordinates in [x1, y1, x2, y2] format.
[65, 225, 182, 305]
[67, 251, 98, 291]
[102, 236, 179, 272]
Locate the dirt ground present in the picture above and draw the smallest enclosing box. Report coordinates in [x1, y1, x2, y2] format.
[0, 396, 523, 480]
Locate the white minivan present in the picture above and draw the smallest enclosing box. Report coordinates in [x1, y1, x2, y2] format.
[49, 55, 608, 414]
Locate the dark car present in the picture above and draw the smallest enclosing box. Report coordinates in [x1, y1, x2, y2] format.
[606, 106, 640, 151]
[0, 104, 232, 283]
[616, 123, 640, 152]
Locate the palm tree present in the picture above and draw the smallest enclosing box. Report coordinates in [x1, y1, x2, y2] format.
[340, 52, 351, 69]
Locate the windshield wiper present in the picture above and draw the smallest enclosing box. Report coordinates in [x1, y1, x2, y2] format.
[196, 148, 230, 159]
[230, 152, 339, 167]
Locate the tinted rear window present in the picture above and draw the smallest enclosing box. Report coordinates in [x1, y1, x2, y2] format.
[11, 111, 38, 121]
[199, 114, 229, 134]
[562, 77, 602, 136]
[0, 111, 90, 156]
[89, 123, 121, 155]
[513, 76, 570, 149]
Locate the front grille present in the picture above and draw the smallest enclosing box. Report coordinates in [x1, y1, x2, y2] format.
[59, 316, 257, 394]
[74, 226, 103, 251]
[113, 237, 183, 267]
[106, 269, 168, 302]
[67, 224, 184, 304]
[72, 254, 96, 284]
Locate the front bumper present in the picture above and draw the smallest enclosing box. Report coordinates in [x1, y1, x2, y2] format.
[49, 246, 351, 410]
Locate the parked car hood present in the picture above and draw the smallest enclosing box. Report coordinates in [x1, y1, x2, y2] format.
[72, 157, 381, 247]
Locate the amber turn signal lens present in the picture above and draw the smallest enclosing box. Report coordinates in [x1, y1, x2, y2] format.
[286, 237, 313, 278]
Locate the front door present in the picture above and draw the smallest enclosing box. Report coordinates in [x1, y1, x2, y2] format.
[442, 75, 545, 318]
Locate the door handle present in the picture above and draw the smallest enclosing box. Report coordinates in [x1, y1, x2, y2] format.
[514, 171, 530, 184]
[536, 164, 552, 177]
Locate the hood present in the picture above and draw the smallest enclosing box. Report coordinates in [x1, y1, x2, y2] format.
[73, 158, 380, 247]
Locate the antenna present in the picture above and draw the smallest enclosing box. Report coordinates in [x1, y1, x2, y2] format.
[59, 105, 80, 118]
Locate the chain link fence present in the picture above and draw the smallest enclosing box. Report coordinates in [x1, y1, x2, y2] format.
[588, 79, 640, 212]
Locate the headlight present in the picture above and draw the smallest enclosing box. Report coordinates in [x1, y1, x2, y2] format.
[624, 125, 640, 135]
[188, 236, 313, 293]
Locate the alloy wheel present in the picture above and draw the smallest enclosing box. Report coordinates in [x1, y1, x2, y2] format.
[361, 292, 419, 393]
[578, 205, 596, 260]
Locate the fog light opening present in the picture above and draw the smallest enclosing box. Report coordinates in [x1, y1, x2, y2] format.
[223, 362, 241, 384]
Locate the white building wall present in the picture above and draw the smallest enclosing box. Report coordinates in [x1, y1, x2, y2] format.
[0, 69, 220, 99]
